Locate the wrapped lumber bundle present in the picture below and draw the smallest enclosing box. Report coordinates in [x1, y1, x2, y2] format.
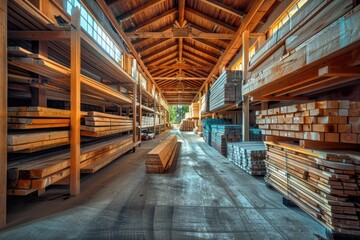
[227, 142, 266, 175]
[256, 100, 360, 144]
[201, 118, 232, 145]
[7, 107, 77, 153]
[209, 70, 242, 112]
[7, 136, 134, 195]
[211, 125, 242, 156]
[180, 119, 194, 131]
[201, 92, 210, 114]
[142, 116, 157, 127]
[190, 102, 199, 118]
[146, 135, 178, 173]
[264, 141, 360, 236]
[81, 111, 135, 137]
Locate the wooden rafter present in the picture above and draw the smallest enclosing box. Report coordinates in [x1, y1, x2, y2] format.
[186, 8, 237, 32]
[156, 69, 178, 77]
[145, 50, 178, 65]
[183, 69, 208, 78]
[141, 43, 178, 61]
[154, 77, 206, 80]
[199, 0, 246, 19]
[126, 30, 234, 39]
[132, 25, 173, 47]
[183, 50, 216, 65]
[190, 23, 230, 47]
[137, 38, 172, 53]
[116, 0, 166, 22]
[191, 38, 224, 54]
[126, 8, 178, 32]
[183, 43, 219, 61]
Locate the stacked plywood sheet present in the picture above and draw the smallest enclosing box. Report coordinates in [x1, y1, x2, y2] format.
[180, 119, 194, 131]
[201, 92, 210, 114]
[209, 70, 242, 112]
[264, 141, 360, 236]
[7, 136, 134, 194]
[227, 142, 266, 175]
[7, 107, 75, 153]
[81, 111, 135, 137]
[146, 135, 178, 173]
[256, 100, 360, 144]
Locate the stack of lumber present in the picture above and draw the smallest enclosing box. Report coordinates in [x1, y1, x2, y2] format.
[227, 142, 266, 175]
[265, 141, 360, 236]
[146, 135, 178, 173]
[201, 92, 210, 114]
[180, 119, 195, 131]
[201, 118, 232, 145]
[211, 125, 242, 156]
[81, 111, 135, 137]
[190, 102, 199, 118]
[7, 136, 134, 195]
[185, 112, 191, 119]
[7, 107, 75, 153]
[142, 116, 158, 128]
[209, 70, 242, 112]
[256, 100, 360, 144]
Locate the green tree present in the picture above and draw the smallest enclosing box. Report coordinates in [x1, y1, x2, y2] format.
[168, 105, 190, 123]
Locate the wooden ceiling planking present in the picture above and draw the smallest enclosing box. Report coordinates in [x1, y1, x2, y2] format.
[183, 43, 220, 61]
[145, 50, 178, 66]
[137, 38, 173, 54]
[131, 24, 173, 47]
[141, 42, 178, 61]
[186, 38, 223, 55]
[116, 0, 167, 22]
[183, 50, 217, 65]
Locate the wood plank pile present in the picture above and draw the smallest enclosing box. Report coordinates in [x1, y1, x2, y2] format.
[146, 135, 178, 173]
[7, 107, 75, 153]
[201, 92, 210, 114]
[227, 142, 266, 175]
[81, 111, 135, 137]
[7, 136, 134, 194]
[142, 116, 158, 127]
[256, 100, 360, 144]
[180, 119, 195, 131]
[209, 70, 242, 112]
[264, 141, 360, 236]
[210, 125, 242, 156]
[190, 102, 199, 118]
[201, 118, 232, 145]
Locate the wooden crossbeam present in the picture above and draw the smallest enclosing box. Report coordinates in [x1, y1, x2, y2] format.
[183, 50, 217, 65]
[126, 29, 234, 39]
[137, 38, 172, 53]
[153, 77, 206, 80]
[199, 0, 246, 19]
[8, 30, 71, 40]
[116, 0, 166, 22]
[191, 38, 224, 54]
[156, 69, 178, 77]
[141, 43, 178, 61]
[126, 8, 178, 32]
[189, 24, 230, 47]
[132, 25, 173, 47]
[162, 90, 198, 93]
[183, 42, 220, 60]
[186, 7, 237, 33]
[148, 64, 212, 70]
[145, 50, 178, 66]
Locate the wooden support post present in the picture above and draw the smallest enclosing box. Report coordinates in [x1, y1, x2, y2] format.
[0, 0, 7, 229]
[154, 98, 157, 133]
[138, 80, 142, 142]
[159, 104, 162, 133]
[70, 7, 81, 196]
[242, 30, 249, 141]
[198, 91, 202, 128]
[31, 40, 47, 107]
[132, 83, 137, 143]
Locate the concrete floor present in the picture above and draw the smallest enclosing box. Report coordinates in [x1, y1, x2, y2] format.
[0, 130, 326, 239]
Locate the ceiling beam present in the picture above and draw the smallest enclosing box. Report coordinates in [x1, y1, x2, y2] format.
[126, 8, 178, 32]
[132, 25, 173, 47]
[154, 77, 207, 80]
[183, 43, 220, 61]
[145, 50, 178, 65]
[183, 50, 217, 65]
[156, 69, 178, 77]
[137, 38, 172, 53]
[162, 91, 198, 93]
[116, 0, 166, 22]
[186, 7, 237, 33]
[126, 30, 234, 39]
[183, 69, 208, 78]
[191, 38, 224, 54]
[190, 24, 230, 47]
[199, 0, 246, 19]
[148, 64, 213, 70]
[141, 43, 178, 61]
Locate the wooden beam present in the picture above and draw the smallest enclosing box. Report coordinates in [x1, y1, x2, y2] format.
[126, 8, 177, 32]
[249, 32, 266, 38]
[137, 38, 172, 53]
[199, 0, 246, 19]
[146, 50, 178, 65]
[70, 7, 81, 196]
[183, 43, 220, 60]
[0, 0, 7, 229]
[162, 91, 198, 93]
[126, 30, 234, 39]
[141, 43, 178, 61]
[116, 0, 166, 22]
[186, 7, 237, 33]
[242, 30, 249, 141]
[192, 38, 224, 54]
[8, 30, 70, 40]
[132, 25, 173, 47]
[154, 77, 206, 80]
[190, 24, 230, 47]
[133, 83, 137, 142]
[148, 64, 212, 70]
[183, 50, 217, 65]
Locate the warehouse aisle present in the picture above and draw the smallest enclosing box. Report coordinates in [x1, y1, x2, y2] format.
[1, 130, 325, 239]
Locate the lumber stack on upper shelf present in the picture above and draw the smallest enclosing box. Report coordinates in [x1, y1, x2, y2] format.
[227, 141, 267, 175]
[256, 100, 360, 145]
[201, 92, 210, 114]
[81, 111, 135, 137]
[265, 141, 360, 236]
[189, 102, 199, 118]
[7, 135, 134, 194]
[209, 70, 242, 112]
[146, 135, 178, 173]
[180, 119, 195, 131]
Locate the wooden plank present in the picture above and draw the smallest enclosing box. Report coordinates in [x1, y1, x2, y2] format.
[8, 137, 69, 153]
[300, 140, 360, 150]
[7, 117, 70, 124]
[7, 130, 69, 145]
[116, 0, 166, 22]
[199, 0, 245, 19]
[8, 123, 69, 129]
[70, 7, 81, 196]
[0, 0, 7, 229]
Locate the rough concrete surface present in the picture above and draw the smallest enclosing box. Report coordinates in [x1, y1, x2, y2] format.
[0, 130, 326, 239]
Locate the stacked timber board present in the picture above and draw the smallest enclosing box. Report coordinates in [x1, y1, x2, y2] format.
[201, 118, 232, 145]
[7, 136, 134, 194]
[146, 135, 178, 173]
[256, 100, 360, 144]
[81, 111, 135, 137]
[201, 92, 210, 114]
[180, 119, 195, 131]
[209, 70, 242, 112]
[265, 141, 360, 236]
[211, 125, 242, 156]
[7, 107, 74, 153]
[227, 142, 266, 175]
[190, 102, 199, 118]
[142, 116, 159, 128]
